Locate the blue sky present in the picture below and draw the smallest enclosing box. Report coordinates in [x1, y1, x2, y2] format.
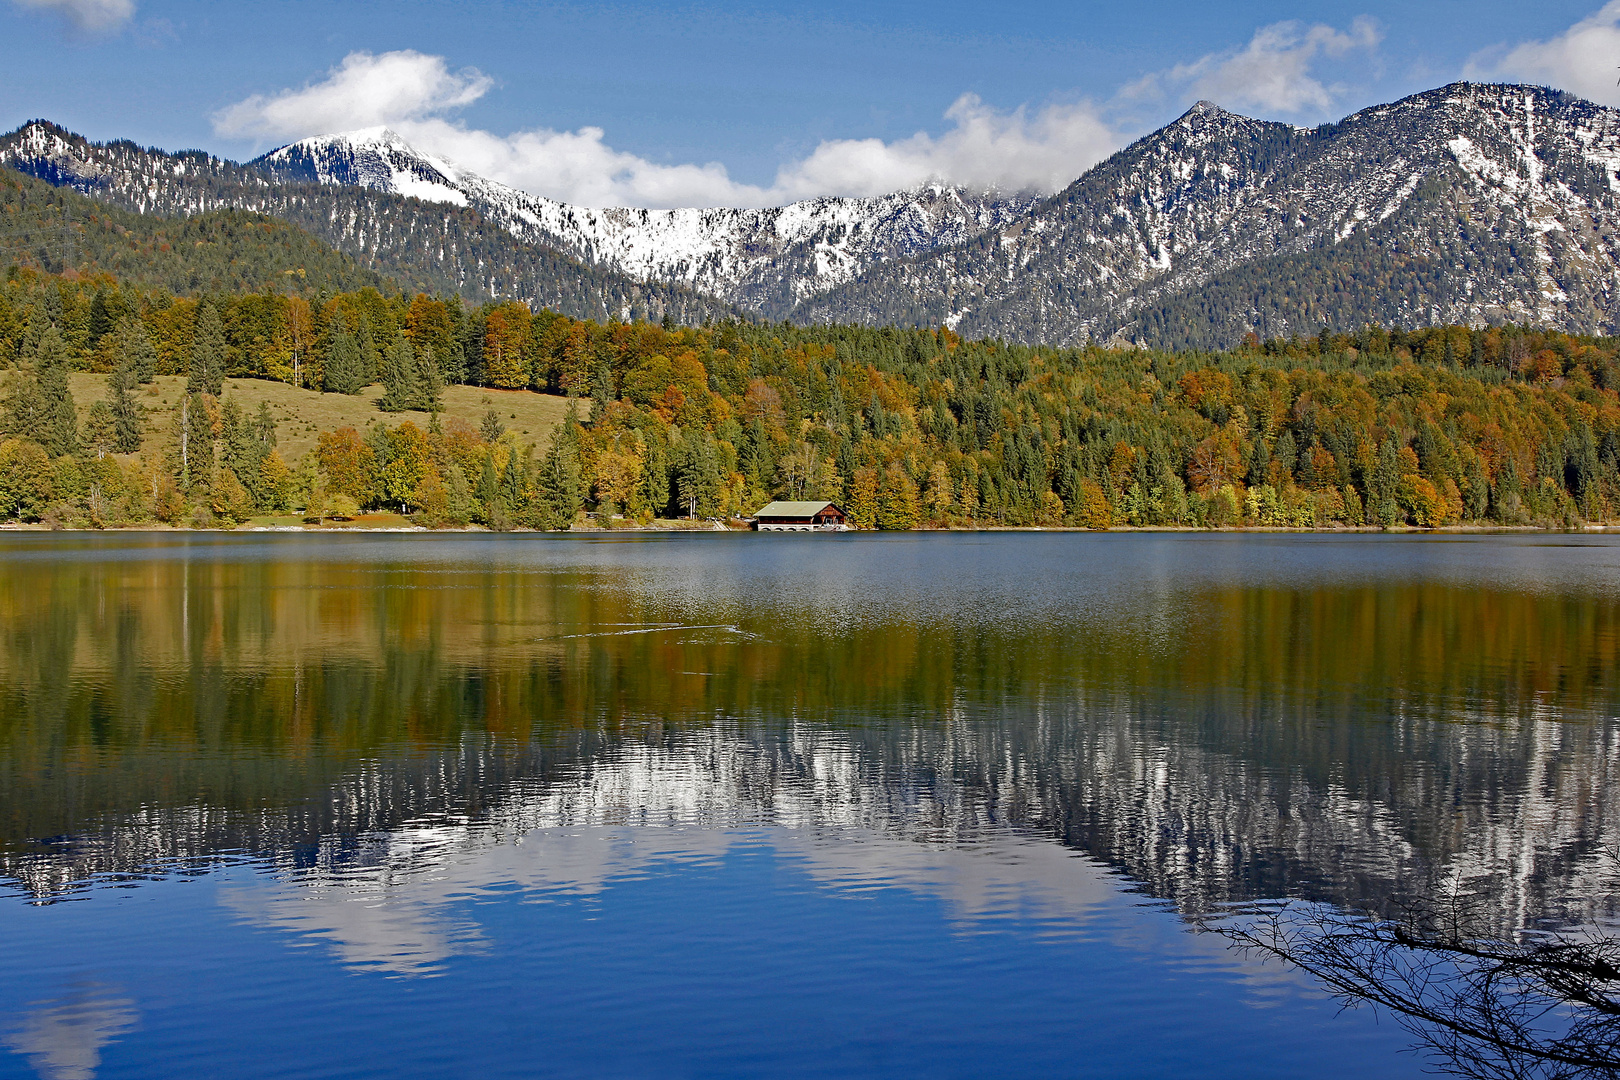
[1, 0, 1617, 206]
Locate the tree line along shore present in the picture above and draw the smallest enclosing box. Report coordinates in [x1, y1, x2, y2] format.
[2, 266, 1618, 532]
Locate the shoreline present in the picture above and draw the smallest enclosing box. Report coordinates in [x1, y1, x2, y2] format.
[2, 522, 1616, 535]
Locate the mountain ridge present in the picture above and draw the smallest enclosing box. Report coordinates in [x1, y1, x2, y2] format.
[253, 128, 1043, 315]
[6, 82, 1620, 346]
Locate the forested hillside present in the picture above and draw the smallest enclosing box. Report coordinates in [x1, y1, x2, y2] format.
[13, 83, 1620, 349]
[1, 265, 1616, 531]
[1, 168, 394, 295]
[0, 126, 736, 326]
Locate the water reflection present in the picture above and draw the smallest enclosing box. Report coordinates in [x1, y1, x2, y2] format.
[1, 986, 136, 1080]
[1, 533, 1617, 937]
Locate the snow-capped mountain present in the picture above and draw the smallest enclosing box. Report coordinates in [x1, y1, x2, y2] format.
[253, 128, 1040, 312]
[798, 84, 1620, 344]
[9, 82, 1620, 345]
[0, 120, 738, 326]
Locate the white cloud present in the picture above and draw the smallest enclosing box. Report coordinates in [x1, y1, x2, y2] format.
[1465, 2, 1620, 107]
[209, 18, 1368, 211]
[213, 49, 1123, 208]
[8, 0, 134, 32]
[212, 50, 493, 140]
[384, 93, 1120, 208]
[1124, 17, 1381, 116]
[769, 94, 1120, 202]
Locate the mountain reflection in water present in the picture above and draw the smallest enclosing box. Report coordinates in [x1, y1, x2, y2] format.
[2, 531, 1615, 936]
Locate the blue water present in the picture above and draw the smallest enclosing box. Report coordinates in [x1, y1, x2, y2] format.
[3, 531, 1617, 1078]
[1, 830, 1418, 1079]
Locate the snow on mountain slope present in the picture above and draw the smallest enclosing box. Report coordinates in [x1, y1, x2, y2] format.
[11, 82, 1620, 346]
[0, 121, 738, 325]
[258, 127, 470, 206]
[253, 130, 1039, 315]
[795, 83, 1620, 344]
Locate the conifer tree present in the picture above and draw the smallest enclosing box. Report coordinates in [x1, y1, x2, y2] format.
[475, 454, 501, 523]
[189, 301, 225, 396]
[415, 345, 444, 415]
[537, 421, 584, 529]
[324, 318, 365, 395]
[109, 362, 142, 454]
[1246, 435, 1271, 488]
[119, 317, 158, 384]
[480, 409, 505, 442]
[35, 326, 77, 457]
[380, 339, 420, 412]
[1368, 437, 1404, 527]
[254, 401, 277, 451]
[356, 318, 380, 385]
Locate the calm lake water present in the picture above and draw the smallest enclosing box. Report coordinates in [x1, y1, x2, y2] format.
[1, 531, 1618, 1079]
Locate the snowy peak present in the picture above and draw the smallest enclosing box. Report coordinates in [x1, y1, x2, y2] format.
[250, 128, 1040, 311]
[10, 81, 1620, 345]
[255, 129, 469, 206]
[798, 80, 1620, 345]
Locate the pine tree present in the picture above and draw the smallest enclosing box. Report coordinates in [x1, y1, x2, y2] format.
[109, 362, 142, 454]
[1368, 437, 1403, 527]
[35, 326, 77, 457]
[1246, 435, 1271, 488]
[475, 454, 501, 523]
[356, 318, 380, 386]
[380, 339, 419, 412]
[673, 431, 721, 518]
[254, 401, 277, 450]
[480, 409, 505, 442]
[324, 318, 365, 395]
[537, 422, 584, 529]
[119, 318, 157, 383]
[415, 345, 444, 414]
[189, 301, 225, 396]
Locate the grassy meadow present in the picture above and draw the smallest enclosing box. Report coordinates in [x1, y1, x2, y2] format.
[68, 373, 575, 466]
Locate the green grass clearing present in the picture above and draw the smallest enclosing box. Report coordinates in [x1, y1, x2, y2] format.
[67, 373, 576, 466]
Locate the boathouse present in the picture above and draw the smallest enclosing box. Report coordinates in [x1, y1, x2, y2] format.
[751, 501, 850, 531]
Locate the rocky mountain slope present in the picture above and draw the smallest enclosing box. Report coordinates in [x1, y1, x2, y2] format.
[6, 82, 1620, 346]
[795, 84, 1620, 345]
[254, 128, 1039, 315]
[0, 121, 735, 325]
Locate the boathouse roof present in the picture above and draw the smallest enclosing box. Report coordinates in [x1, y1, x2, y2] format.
[753, 501, 840, 518]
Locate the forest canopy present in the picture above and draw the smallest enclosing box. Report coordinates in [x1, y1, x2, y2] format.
[2, 264, 1618, 531]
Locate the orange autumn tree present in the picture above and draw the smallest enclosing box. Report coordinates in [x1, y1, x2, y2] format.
[483, 302, 531, 389]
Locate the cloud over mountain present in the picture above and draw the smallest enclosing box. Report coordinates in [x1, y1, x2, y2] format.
[1466, 2, 1620, 107]
[213, 49, 1124, 208]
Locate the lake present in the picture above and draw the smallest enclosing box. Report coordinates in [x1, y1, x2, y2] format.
[1, 531, 1617, 1079]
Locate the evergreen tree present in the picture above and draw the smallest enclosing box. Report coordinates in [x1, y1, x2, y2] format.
[590, 357, 613, 421]
[1368, 437, 1404, 527]
[35, 326, 77, 457]
[1246, 435, 1271, 488]
[356, 318, 381, 385]
[119, 317, 157, 383]
[324, 318, 365, 395]
[221, 398, 269, 507]
[380, 339, 420, 412]
[480, 409, 505, 442]
[537, 421, 585, 529]
[189, 300, 226, 396]
[415, 345, 444, 415]
[475, 454, 501, 523]
[674, 431, 722, 518]
[254, 401, 277, 451]
[109, 362, 143, 454]
[87, 289, 113, 350]
[443, 461, 475, 525]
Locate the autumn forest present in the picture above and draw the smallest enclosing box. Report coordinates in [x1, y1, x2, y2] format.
[2, 265, 1618, 531]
